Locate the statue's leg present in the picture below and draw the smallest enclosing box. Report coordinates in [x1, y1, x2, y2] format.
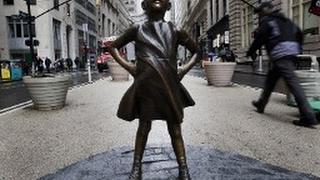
[167, 123, 191, 180]
[129, 120, 152, 180]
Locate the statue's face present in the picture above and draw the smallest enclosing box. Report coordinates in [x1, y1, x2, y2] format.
[143, 0, 171, 12]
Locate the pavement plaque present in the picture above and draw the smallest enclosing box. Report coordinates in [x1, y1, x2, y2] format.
[39, 145, 320, 180]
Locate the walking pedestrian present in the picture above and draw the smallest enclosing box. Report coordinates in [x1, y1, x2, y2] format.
[58, 58, 64, 72]
[74, 57, 80, 70]
[21, 59, 29, 76]
[45, 57, 52, 73]
[66, 58, 73, 72]
[37, 57, 44, 74]
[246, 2, 318, 128]
[219, 45, 236, 62]
[106, 0, 199, 179]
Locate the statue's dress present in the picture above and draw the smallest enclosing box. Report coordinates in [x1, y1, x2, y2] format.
[112, 21, 196, 124]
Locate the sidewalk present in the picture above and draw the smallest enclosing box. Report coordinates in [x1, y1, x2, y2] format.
[0, 76, 319, 179]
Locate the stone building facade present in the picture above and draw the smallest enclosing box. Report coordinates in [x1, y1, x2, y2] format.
[0, 0, 133, 65]
[0, 0, 99, 62]
[97, 0, 132, 38]
[175, 0, 320, 63]
[174, 0, 229, 61]
[174, 0, 209, 61]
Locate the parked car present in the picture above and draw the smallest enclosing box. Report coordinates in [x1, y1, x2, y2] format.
[97, 36, 127, 73]
[97, 53, 111, 72]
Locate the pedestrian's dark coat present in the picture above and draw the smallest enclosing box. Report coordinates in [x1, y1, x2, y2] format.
[112, 21, 198, 123]
[45, 58, 51, 66]
[247, 12, 303, 61]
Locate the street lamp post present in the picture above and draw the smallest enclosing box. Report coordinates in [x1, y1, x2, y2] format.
[25, 0, 36, 76]
[83, 24, 92, 83]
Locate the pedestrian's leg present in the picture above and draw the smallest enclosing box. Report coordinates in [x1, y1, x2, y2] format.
[167, 122, 191, 180]
[255, 67, 280, 110]
[277, 59, 317, 125]
[129, 120, 152, 180]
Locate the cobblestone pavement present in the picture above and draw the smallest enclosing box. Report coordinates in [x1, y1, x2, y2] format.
[40, 145, 319, 180]
[0, 76, 319, 180]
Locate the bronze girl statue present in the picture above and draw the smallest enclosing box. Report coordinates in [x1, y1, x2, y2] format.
[106, 0, 199, 179]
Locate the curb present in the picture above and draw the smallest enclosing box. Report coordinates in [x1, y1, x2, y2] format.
[0, 101, 33, 116]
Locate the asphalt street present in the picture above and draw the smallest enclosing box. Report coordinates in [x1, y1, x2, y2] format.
[0, 70, 109, 111]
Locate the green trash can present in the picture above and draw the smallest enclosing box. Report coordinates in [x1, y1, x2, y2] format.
[287, 70, 320, 106]
[287, 55, 320, 106]
[309, 101, 320, 121]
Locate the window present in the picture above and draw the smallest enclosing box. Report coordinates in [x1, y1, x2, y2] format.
[89, 35, 96, 49]
[53, 19, 61, 50]
[78, 30, 84, 41]
[86, 2, 96, 15]
[112, 23, 116, 34]
[53, 19, 61, 41]
[7, 17, 15, 38]
[107, 19, 111, 36]
[291, 0, 319, 35]
[303, 1, 318, 35]
[7, 17, 35, 38]
[88, 18, 96, 32]
[23, 20, 29, 38]
[3, 0, 14, 5]
[16, 22, 22, 38]
[102, 14, 105, 36]
[241, 5, 254, 48]
[31, 22, 36, 37]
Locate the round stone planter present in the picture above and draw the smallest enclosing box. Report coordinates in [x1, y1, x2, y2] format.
[23, 75, 71, 111]
[107, 61, 129, 81]
[287, 70, 320, 106]
[203, 62, 236, 86]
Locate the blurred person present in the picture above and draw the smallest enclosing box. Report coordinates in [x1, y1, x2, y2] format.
[59, 58, 65, 72]
[74, 57, 80, 70]
[66, 57, 73, 71]
[21, 59, 29, 76]
[246, 2, 318, 128]
[45, 57, 52, 73]
[36, 57, 44, 74]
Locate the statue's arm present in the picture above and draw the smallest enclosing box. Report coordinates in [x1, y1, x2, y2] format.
[106, 26, 138, 76]
[177, 30, 200, 80]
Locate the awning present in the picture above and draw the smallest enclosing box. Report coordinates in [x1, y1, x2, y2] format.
[207, 15, 229, 38]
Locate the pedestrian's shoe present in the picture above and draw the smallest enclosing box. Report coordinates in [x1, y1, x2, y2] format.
[292, 120, 318, 129]
[252, 100, 264, 114]
[129, 161, 142, 180]
[179, 165, 191, 180]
